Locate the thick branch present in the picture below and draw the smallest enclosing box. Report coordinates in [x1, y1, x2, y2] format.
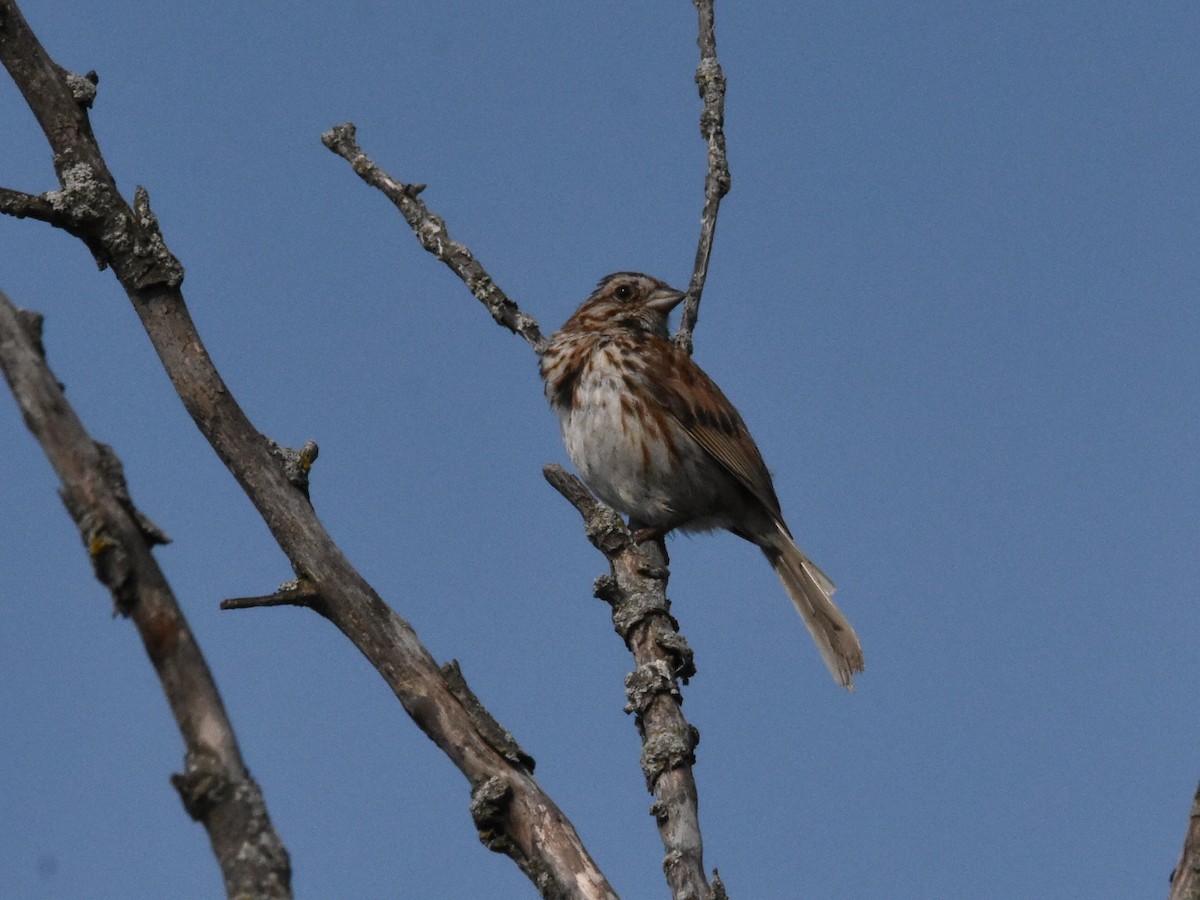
[0, 291, 292, 898]
[0, 2, 611, 895]
[544, 465, 720, 900]
[322, 122, 548, 355]
[1170, 781, 1200, 900]
[675, 0, 731, 354]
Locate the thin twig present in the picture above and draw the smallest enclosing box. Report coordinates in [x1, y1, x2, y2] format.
[0, 290, 293, 898]
[675, 0, 732, 354]
[321, 123, 548, 355]
[544, 465, 720, 900]
[0, 2, 611, 895]
[221, 579, 324, 612]
[0, 185, 67, 224]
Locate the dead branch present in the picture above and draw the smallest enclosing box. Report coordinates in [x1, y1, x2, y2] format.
[0, 1, 611, 895]
[322, 115, 724, 900]
[0, 291, 292, 898]
[322, 123, 548, 355]
[544, 465, 718, 900]
[319, 3, 734, 895]
[675, 0, 732, 354]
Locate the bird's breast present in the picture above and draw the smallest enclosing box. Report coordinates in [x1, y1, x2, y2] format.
[547, 344, 689, 526]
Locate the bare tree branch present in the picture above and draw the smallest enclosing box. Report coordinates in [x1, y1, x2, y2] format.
[322, 123, 548, 355]
[0, 291, 293, 899]
[675, 0, 731, 354]
[0, 1, 612, 895]
[543, 465, 723, 900]
[0, 185, 71, 226]
[320, 5, 735, 896]
[221, 579, 325, 612]
[1170, 781, 1200, 900]
[321, 107, 732, 891]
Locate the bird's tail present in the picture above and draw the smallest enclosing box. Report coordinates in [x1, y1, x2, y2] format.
[766, 526, 864, 690]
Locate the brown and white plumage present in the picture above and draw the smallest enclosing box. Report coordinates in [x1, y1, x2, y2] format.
[541, 272, 865, 689]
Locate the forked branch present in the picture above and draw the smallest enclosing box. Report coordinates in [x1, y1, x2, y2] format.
[0, 1, 610, 895]
[321, 3, 733, 897]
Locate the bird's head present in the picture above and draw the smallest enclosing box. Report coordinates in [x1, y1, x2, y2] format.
[566, 272, 686, 337]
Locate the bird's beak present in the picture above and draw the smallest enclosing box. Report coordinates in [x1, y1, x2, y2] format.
[645, 285, 686, 313]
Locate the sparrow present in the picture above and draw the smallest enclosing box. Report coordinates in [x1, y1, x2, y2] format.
[540, 272, 864, 688]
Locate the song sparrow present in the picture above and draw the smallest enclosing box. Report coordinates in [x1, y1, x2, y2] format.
[541, 272, 864, 689]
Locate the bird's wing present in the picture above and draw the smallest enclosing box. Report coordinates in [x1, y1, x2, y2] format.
[649, 342, 786, 524]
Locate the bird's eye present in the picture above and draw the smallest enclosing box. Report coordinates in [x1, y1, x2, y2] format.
[614, 284, 634, 301]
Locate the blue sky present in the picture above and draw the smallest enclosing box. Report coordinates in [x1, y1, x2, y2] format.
[2, 2, 1198, 897]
